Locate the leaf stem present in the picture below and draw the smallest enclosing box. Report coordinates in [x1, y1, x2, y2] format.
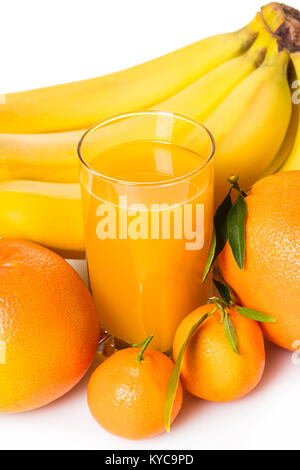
[213, 277, 236, 306]
[227, 175, 247, 198]
[133, 335, 154, 363]
[164, 307, 217, 432]
[209, 296, 226, 313]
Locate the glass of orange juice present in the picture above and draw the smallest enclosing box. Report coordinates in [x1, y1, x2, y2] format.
[78, 111, 214, 352]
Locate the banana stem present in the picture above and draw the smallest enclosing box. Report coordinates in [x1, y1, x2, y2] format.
[261, 2, 300, 52]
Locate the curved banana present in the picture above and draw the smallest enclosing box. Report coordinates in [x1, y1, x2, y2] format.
[262, 61, 299, 177]
[0, 19, 259, 133]
[205, 37, 292, 205]
[262, 102, 299, 176]
[0, 29, 269, 184]
[280, 52, 300, 171]
[157, 28, 269, 121]
[0, 180, 84, 258]
[0, 130, 83, 182]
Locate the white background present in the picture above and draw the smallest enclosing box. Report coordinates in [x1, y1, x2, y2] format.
[0, 0, 300, 451]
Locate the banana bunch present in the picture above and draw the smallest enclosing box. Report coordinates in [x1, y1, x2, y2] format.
[0, 2, 299, 258]
[260, 2, 300, 175]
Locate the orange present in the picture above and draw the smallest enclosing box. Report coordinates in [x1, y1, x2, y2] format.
[88, 346, 183, 439]
[173, 304, 265, 402]
[0, 239, 100, 413]
[219, 171, 300, 351]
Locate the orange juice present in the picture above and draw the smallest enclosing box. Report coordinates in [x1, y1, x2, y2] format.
[81, 139, 214, 351]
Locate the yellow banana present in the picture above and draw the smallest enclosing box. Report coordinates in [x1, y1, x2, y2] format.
[0, 130, 82, 182]
[260, 4, 300, 172]
[280, 52, 300, 171]
[262, 63, 299, 176]
[262, 100, 299, 176]
[205, 37, 292, 205]
[0, 29, 269, 184]
[0, 180, 84, 258]
[156, 28, 269, 121]
[0, 12, 293, 258]
[0, 19, 259, 133]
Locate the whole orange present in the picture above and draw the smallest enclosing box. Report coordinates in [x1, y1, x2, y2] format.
[173, 304, 265, 402]
[88, 346, 183, 439]
[0, 239, 100, 413]
[219, 171, 300, 351]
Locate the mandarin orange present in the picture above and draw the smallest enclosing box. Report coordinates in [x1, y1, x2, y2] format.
[173, 304, 265, 402]
[88, 345, 183, 439]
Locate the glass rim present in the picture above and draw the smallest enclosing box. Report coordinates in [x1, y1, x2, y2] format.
[77, 110, 215, 188]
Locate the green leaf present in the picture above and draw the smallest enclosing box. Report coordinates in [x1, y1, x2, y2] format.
[202, 192, 232, 283]
[224, 315, 240, 354]
[237, 307, 276, 323]
[214, 193, 232, 256]
[227, 194, 247, 269]
[164, 311, 214, 432]
[202, 229, 216, 283]
[213, 279, 235, 306]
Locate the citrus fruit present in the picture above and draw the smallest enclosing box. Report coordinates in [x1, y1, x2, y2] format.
[173, 304, 265, 402]
[219, 171, 300, 351]
[0, 239, 100, 413]
[88, 340, 183, 439]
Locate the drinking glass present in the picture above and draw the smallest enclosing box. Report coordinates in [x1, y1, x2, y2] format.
[78, 111, 214, 352]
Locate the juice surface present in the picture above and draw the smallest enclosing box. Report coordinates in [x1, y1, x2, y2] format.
[81, 140, 213, 351]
